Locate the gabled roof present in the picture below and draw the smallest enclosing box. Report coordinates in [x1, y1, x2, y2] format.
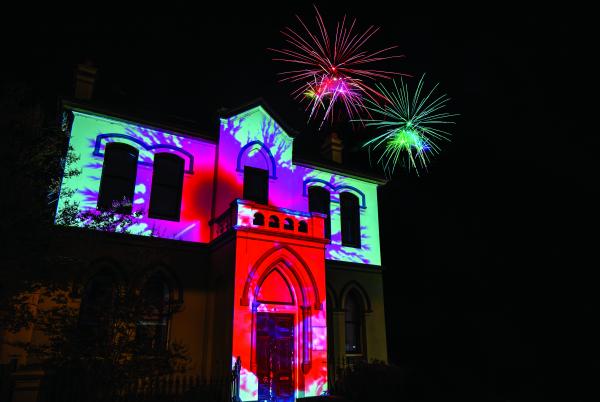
[218, 98, 300, 138]
[62, 98, 216, 142]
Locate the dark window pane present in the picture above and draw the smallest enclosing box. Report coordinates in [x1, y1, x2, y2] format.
[308, 187, 331, 239]
[136, 273, 170, 351]
[243, 166, 269, 204]
[340, 192, 361, 248]
[345, 322, 359, 353]
[97, 143, 138, 213]
[345, 292, 363, 354]
[79, 272, 116, 347]
[253, 213, 265, 226]
[149, 154, 184, 221]
[268, 215, 279, 228]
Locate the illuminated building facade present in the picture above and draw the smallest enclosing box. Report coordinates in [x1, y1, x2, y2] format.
[5, 96, 388, 401]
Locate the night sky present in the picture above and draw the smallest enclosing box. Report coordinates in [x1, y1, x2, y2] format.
[6, 4, 596, 401]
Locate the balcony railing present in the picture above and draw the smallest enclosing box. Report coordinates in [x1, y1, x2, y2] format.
[210, 199, 327, 241]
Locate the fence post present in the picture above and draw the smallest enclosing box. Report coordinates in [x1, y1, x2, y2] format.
[8, 366, 45, 402]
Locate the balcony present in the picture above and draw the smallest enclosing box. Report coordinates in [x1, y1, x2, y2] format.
[210, 199, 327, 241]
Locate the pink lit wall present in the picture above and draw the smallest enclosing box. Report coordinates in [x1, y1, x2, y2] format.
[215, 106, 382, 265]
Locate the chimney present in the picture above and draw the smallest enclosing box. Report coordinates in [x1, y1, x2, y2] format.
[321, 131, 344, 163]
[74, 60, 97, 100]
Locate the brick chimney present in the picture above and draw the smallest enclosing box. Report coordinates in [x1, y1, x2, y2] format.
[74, 60, 97, 100]
[321, 131, 343, 164]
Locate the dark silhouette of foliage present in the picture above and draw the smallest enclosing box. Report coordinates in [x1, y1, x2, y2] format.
[0, 81, 189, 399]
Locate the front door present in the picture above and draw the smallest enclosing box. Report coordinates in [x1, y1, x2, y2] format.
[256, 313, 294, 402]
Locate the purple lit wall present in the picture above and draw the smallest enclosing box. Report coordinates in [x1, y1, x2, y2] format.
[215, 106, 382, 265]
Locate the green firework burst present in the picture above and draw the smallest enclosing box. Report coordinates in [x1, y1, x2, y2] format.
[362, 75, 457, 175]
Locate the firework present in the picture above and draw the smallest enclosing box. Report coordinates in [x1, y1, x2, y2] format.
[362, 75, 457, 175]
[270, 6, 405, 126]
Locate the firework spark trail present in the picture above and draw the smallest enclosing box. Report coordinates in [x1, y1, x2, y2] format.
[269, 6, 406, 126]
[361, 75, 458, 175]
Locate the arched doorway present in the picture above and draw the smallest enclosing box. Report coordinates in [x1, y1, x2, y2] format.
[234, 245, 327, 402]
[254, 268, 296, 402]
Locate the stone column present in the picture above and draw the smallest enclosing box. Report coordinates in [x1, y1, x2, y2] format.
[332, 311, 346, 370]
[364, 311, 388, 363]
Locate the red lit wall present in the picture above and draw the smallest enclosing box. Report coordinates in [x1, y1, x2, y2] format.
[229, 202, 328, 400]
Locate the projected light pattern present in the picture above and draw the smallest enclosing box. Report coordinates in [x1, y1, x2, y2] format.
[231, 237, 328, 401]
[216, 106, 381, 265]
[56, 104, 385, 401]
[56, 112, 216, 242]
[362, 76, 457, 174]
[58, 107, 381, 264]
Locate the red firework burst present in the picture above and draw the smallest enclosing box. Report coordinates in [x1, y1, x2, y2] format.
[269, 6, 406, 126]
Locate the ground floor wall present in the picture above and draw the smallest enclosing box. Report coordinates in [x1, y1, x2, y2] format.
[0, 228, 214, 374]
[325, 261, 388, 386]
[1, 228, 388, 402]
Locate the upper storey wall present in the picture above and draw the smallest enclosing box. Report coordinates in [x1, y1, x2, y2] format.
[57, 106, 381, 265]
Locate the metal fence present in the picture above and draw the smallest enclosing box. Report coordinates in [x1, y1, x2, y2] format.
[38, 372, 230, 402]
[0, 361, 16, 402]
[36, 358, 242, 402]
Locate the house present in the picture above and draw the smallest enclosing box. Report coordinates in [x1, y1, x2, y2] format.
[1, 66, 388, 402]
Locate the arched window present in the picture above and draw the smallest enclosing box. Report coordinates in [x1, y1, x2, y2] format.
[344, 291, 363, 354]
[149, 153, 184, 221]
[79, 271, 117, 346]
[97, 143, 139, 213]
[268, 215, 280, 228]
[243, 166, 269, 204]
[283, 218, 294, 230]
[298, 221, 308, 233]
[136, 272, 170, 351]
[308, 187, 331, 239]
[340, 192, 361, 248]
[253, 212, 265, 226]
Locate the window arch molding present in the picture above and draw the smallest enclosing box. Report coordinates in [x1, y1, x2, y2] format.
[80, 258, 127, 298]
[340, 281, 372, 313]
[236, 140, 277, 179]
[94, 133, 195, 174]
[326, 283, 339, 311]
[302, 178, 367, 209]
[254, 266, 296, 306]
[131, 265, 183, 311]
